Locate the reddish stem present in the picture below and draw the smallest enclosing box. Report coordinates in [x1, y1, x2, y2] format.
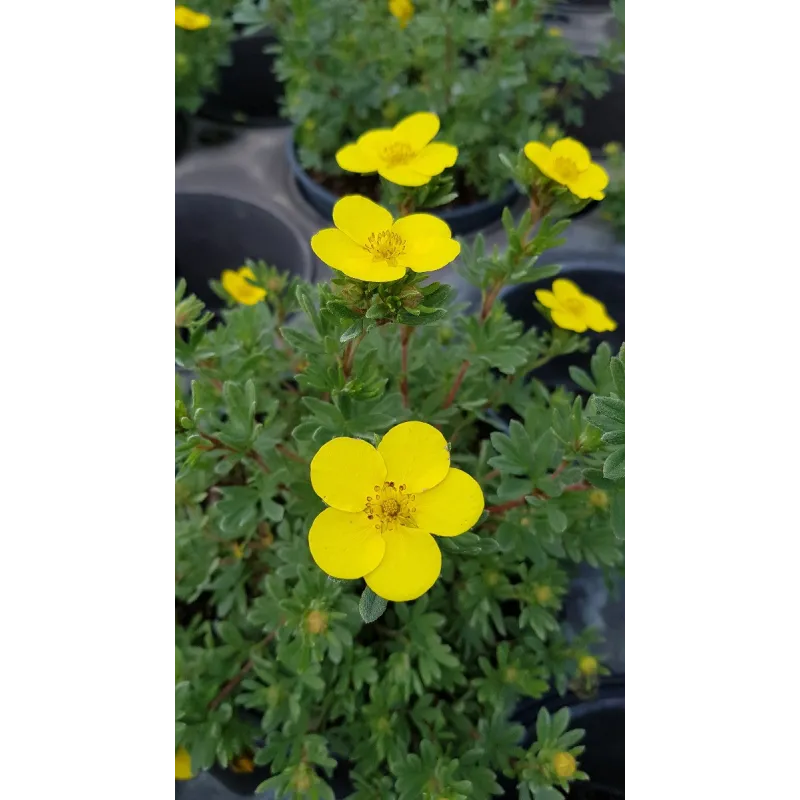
[400, 325, 413, 407]
[276, 443, 306, 464]
[442, 360, 470, 410]
[197, 432, 271, 474]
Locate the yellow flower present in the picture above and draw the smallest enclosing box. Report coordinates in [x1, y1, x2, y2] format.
[311, 195, 460, 283]
[548, 26, 563, 37]
[175, 5, 211, 30]
[335, 112, 458, 187]
[175, 747, 193, 780]
[553, 751, 577, 778]
[221, 266, 267, 305]
[389, 0, 414, 28]
[578, 655, 598, 676]
[232, 543, 244, 559]
[494, 0, 509, 12]
[604, 142, 621, 156]
[305, 609, 329, 634]
[308, 421, 484, 602]
[231, 755, 255, 774]
[524, 137, 609, 200]
[544, 124, 560, 140]
[535, 279, 617, 334]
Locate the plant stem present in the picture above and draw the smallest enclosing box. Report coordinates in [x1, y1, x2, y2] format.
[208, 628, 280, 710]
[197, 432, 271, 474]
[486, 480, 591, 514]
[276, 443, 306, 464]
[341, 331, 366, 380]
[442, 359, 471, 410]
[400, 325, 413, 407]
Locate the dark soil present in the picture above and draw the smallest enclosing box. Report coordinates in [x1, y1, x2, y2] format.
[308, 167, 486, 212]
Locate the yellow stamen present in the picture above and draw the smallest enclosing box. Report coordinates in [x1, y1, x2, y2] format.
[365, 230, 406, 265]
[381, 141, 415, 166]
[365, 482, 416, 532]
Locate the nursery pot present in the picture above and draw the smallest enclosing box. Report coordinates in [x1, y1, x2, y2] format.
[176, 113, 189, 161]
[286, 135, 520, 236]
[198, 28, 287, 128]
[175, 193, 313, 311]
[500, 252, 624, 394]
[516, 676, 625, 798]
[564, 68, 624, 151]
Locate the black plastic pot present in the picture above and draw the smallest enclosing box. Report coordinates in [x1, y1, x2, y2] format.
[500, 252, 624, 394]
[198, 29, 287, 128]
[515, 676, 625, 798]
[287, 136, 520, 236]
[176, 113, 189, 161]
[175, 193, 313, 311]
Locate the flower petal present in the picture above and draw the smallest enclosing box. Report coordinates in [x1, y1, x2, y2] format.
[524, 141, 556, 176]
[393, 213, 453, 240]
[551, 279, 582, 301]
[566, 163, 609, 200]
[175, 748, 193, 780]
[378, 421, 450, 493]
[377, 164, 431, 187]
[308, 508, 386, 579]
[582, 296, 618, 332]
[401, 237, 461, 273]
[310, 436, 387, 512]
[551, 138, 591, 171]
[332, 195, 394, 246]
[356, 129, 395, 156]
[311, 228, 404, 282]
[364, 527, 441, 602]
[392, 112, 440, 150]
[409, 143, 458, 176]
[551, 308, 588, 333]
[534, 289, 558, 309]
[336, 143, 378, 174]
[413, 468, 484, 537]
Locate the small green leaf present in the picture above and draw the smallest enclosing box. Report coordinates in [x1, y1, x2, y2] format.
[359, 587, 388, 623]
[603, 446, 625, 481]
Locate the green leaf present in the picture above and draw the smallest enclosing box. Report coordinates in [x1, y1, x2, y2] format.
[546, 505, 568, 533]
[610, 490, 625, 539]
[568, 366, 597, 393]
[359, 587, 388, 624]
[593, 396, 625, 425]
[601, 430, 625, 445]
[533, 788, 565, 800]
[340, 321, 364, 343]
[603, 446, 625, 481]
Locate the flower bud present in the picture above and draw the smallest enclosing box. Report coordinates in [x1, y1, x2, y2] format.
[553, 751, 577, 778]
[588, 490, 609, 509]
[305, 609, 329, 635]
[231, 755, 254, 774]
[175, 400, 189, 433]
[579, 655, 598, 676]
[534, 585, 552, 604]
[398, 285, 423, 309]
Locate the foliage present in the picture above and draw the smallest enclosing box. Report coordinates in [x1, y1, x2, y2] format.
[175, 139, 624, 796]
[237, 0, 617, 198]
[599, 143, 624, 241]
[175, 0, 237, 113]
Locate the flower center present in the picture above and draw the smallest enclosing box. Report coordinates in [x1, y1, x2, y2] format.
[563, 297, 585, 315]
[381, 141, 416, 166]
[553, 156, 580, 182]
[365, 230, 407, 266]
[365, 481, 417, 532]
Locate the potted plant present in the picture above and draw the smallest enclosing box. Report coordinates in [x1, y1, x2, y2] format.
[195, 0, 288, 128]
[257, 0, 615, 234]
[175, 1, 237, 158]
[597, 143, 623, 241]
[176, 128, 624, 797]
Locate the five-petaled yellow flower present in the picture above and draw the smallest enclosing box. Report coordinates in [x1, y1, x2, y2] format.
[336, 112, 458, 187]
[535, 279, 617, 333]
[311, 195, 460, 283]
[389, 0, 415, 29]
[308, 421, 484, 602]
[175, 747, 193, 780]
[524, 137, 609, 200]
[175, 5, 211, 30]
[221, 266, 267, 306]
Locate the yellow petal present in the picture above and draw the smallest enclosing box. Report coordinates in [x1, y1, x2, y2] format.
[393, 213, 452, 241]
[310, 437, 387, 512]
[524, 141, 556, 177]
[551, 138, 591, 171]
[356, 128, 395, 156]
[551, 308, 588, 333]
[413, 468, 484, 537]
[175, 6, 211, 30]
[582, 297, 618, 332]
[332, 195, 394, 246]
[409, 143, 458, 176]
[378, 421, 450, 493]
[310, 228, 385, 281]
[567, 163, 609, 200]
[534, 289, 558, 309]
[377, 164, 431, 187]
[364, 527, 441, 602]
[336, 143, 378, 174]
[175, 747, 193, 780]
[551, 279, 582, 301]
[392, 112, 440, 150]
[393, 215, 460, 272]
[308, 508, 386, 579]
[221, 267, 266, 305]
[401, 237, 461, 273]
